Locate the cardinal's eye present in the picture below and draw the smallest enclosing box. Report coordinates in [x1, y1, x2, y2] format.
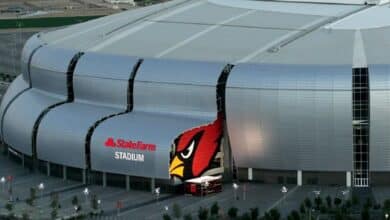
[181, 140, 195, 159]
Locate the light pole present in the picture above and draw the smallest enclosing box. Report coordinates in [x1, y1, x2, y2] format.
[83, 187, 89, 211]
[38, 182, 45, 218]
[7, 175, 13, 201]
[281, 186, 288, 210]
[155, 187, 160, 203]
[233, 183, 239, 200]
[385, 213, 389, 220]
[97, 199, 101, 212]
[0, 177, 5, 193]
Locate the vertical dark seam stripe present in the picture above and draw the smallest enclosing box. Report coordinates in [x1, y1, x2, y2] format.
[1, 44, 43, 142]
[84, 58, 143, 169]
[31, 52, 84, 160]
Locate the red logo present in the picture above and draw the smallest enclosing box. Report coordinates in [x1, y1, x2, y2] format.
[104, 137, 156, 152]
[169, 114, 223, 180]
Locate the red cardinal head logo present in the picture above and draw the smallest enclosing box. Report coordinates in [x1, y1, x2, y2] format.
[169, 115, 223, 180]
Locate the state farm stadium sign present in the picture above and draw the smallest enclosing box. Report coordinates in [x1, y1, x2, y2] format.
[104, 137, 156, 162]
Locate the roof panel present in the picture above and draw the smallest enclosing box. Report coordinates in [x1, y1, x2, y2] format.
[163, 26, 288, 63]
[227, 10, 323, 30]
[153, 2, 249, 24]
[98, 22, 207, 57]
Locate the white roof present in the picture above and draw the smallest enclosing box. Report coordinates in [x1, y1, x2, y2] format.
[37, 0, 390, 65]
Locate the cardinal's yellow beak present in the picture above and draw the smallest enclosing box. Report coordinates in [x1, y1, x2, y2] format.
[169, 156, 184, 178]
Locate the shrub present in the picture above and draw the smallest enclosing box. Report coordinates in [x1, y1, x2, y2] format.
[72, 196, 79, 206]
[241, 213, 251, 220]
[5, 202, 13, 212]
[183, 213, 193, 220]
[22, 212, 30, 220]
[291, 210, 300, 220]
[269, 208, 281, 220]
[172, 203, 182, 219]
[51, 209, 58, 219]
[228, 207, 238, 219]
[163, 213, 172, 220]
[314, 197, 323, 210]
[299, 203, 305, 215]
[210, 202, 219, 216]
[361, 208, 369, 220]
[352, 195, 359, 206]
[198, 207, 208, 220]
[250, 207, 259, 220]
[334, 198, 342, 207]
[304, 198, 312, 209]
[326, 195, 332, 209]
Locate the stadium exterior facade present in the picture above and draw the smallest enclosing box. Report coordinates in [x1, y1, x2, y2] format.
[1, 0, 390, 190]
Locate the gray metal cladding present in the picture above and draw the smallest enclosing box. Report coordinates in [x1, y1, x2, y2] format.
[370, 65, 390, 171]
[20, 34, 43, 83]
[134, 59, 225, 117]
[226, 64, 353, 171]
[36, 103, 118, 168]
[90, 111, 208, 179]
[30, 46, 77, 96]
[0, 75, 29, 138]
[73, 53, 138, 108]
[2, 89, 63, 155]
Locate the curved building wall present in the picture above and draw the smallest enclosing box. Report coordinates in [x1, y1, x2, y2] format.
[370, 65, 390, 171]
[2, 47, 77, 156]
[91, 58, 225, 180]
[0, 75, 29, 139]
[36, 53, 138, 168]
[133, 59, 224, 117]
[226, 64, 353, 171]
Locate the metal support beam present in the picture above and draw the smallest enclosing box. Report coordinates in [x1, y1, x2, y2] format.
[82, 169, 86, 184]
[63, 166, 67, 181]
[151, 178, 155, 193]
[102, 172, 107, 188]
[346, 171, 352, 187]
[46, 162, 50, 177]
[297, 170, 302, 186]
[248, 168, 253, 181]
[126, 176, 130, 191]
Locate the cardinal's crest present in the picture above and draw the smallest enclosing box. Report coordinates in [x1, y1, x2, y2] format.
[169, 115, 223, 181]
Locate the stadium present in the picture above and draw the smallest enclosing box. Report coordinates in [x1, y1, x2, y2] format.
[1, 0, 390, 191]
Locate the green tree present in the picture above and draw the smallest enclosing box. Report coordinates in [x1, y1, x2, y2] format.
[241, 213, 251, 220]
[210, 202, 220, 216]
[334, 197, 342, 208]
[91, 194, 98, 210]
[5, 202, 13, 212]
[269, 209, 281, 220]
[228, 207, 238, 219]
[30, 187, 37, 201]
[183, 213, 193, 220]
[364, 198, 373, 209]
[172, 203, 182, 219]
[326, 195, 332, 209]
[299, 203, 305, 215]
[198, 207, 209, 220]
[304, 198, 312, 209]
[50, 193, 59, 209]
[352, 195, 359, 206]
[51, 209, 58, 219]
[361, 208, 369, 220]
[163, 213, 172, 220]
[72, 195, 79, 206]
[290, 210, 300, 220]
[314, 197, 323, 210]
[250, 207, 259, 220]
[22, 212, 30, 220]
